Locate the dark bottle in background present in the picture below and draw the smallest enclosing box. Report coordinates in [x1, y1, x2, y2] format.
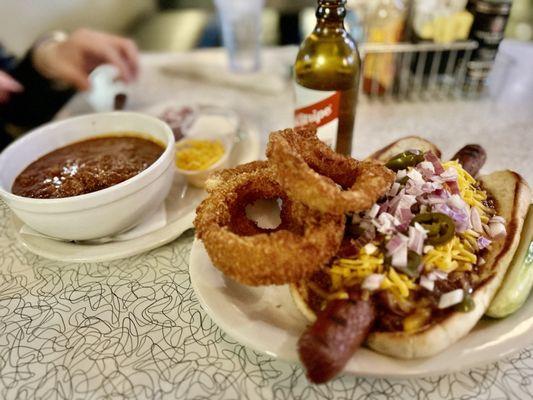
[294, 0, 361, 156]
[468, 0, 513, 62]
[464, 0, 513, 91]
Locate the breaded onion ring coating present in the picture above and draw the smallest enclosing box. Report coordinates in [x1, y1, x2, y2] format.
[205, 161, 270, 193]
[195, 161, 345, 286]
[266, 127, 395, 215]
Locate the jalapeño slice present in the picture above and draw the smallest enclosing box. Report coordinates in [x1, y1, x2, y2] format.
[385, 150, 425, 171]
[411, 212, 455, 246]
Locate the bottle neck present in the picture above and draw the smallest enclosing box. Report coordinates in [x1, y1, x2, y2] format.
[315, 0, 346, 32]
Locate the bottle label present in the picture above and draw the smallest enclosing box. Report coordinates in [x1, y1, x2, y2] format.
[294, 83, 340, 149]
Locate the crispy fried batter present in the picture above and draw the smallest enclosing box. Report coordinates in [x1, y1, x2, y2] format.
[195, 161, 345, 285]
[266, 127, 394, 214]
[205, 161, 270, 193]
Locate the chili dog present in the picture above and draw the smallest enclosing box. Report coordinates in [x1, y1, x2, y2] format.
[291, 137, 530, 383]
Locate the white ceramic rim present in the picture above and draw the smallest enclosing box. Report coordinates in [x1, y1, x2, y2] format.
[0, 112, 175, 211]
[189, 238, 533, 379]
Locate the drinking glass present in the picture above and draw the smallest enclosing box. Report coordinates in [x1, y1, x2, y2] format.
[214, 0, 264, 73]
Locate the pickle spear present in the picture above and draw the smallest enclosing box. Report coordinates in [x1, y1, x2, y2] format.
[486, 205, 533, 318]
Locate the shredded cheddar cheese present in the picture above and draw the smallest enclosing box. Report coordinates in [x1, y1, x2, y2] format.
[423, 235, 477, 273]
[442, 160, 491, 214]
[381, 268, 416, 298]
[309, 247, 417, 301]
[306, 160, 496, 320]
[175, 139, 225, 171]
[329, 247, 384, 290]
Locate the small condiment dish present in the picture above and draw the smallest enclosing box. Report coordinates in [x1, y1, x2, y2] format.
[0, 112, 175, 241]
[174, 107, 240, 188]
[175, 133, 235, 188]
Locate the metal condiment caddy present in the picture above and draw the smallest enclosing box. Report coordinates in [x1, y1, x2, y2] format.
[359, 40, 487, 101]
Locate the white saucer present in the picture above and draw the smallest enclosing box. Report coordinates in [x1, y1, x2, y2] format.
[13, 121, 261, 263]
[189, 238, 533, 379]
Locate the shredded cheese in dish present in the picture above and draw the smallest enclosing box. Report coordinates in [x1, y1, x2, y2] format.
[175, 139, 225, 171]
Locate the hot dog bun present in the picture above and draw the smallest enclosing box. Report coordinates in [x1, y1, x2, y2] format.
[291, 137, 531, 359]
[366, 136, 442, 162]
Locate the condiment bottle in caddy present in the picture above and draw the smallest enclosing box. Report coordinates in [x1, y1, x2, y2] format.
[293, 0, 361, 156]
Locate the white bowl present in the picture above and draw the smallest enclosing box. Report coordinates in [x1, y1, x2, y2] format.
[0, 112, 175, 241]
[174, 107, 240, 188]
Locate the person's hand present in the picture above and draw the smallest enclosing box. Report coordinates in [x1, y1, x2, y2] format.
[0, 70, 23, 104]
[32, 29, 139, 91]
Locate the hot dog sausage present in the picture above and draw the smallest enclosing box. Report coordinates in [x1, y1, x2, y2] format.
[452, 144, 487, 177]
[298, 292, 376, 383]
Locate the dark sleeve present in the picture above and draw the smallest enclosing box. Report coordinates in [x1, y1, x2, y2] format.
[0, 46, 75, 131]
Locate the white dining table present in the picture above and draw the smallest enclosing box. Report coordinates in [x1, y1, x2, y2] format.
[0, 46, 532, 399]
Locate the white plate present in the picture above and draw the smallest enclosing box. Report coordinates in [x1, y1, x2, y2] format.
[13, 121, 261, 263]
[189, 238, 533, 379]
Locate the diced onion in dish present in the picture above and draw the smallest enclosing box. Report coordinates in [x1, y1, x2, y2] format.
[362, 274, 384, 291]
[490, 216, 506, 224]
[396, 169, 407, 180]
[423, 245, 434, 254]
[477, 236, 492, 250]
[427, 269, 448, 281]
[470, 206, 483, 233]
[438, 289, 464, 309]
[407, 168, 424, 185]
[489, 222, 506, 239]
[418, 161, 435, 175]
[419, 275, 435, 291]
[388, 182, 401, 197]
[367, 204, 380, 219]
[363, 243, 378, 255]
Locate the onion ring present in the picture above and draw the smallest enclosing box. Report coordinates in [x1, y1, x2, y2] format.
[195, 161, 345, 286]
[266, 127, 395, 215]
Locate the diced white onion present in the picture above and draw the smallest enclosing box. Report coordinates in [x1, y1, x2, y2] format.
[448, 194, 467, 210]
[419, 275, 435, 291]
[388, 182, 401, 197]
[407, 168, 425, 185]
[408, 226, 425, 255]
[413, 222, 428, 237]
[489, 222, 506, 239]
[367, 203, 380, 219]
[396, 169, 407, 181]
[441, 167, 458, 182]
[438, 289, 464, 309]
[391, 243, 408, 268]
[478, 257, 486, 266]
[470, 207, 483, 233]
[363, 243, 378, 255]
[418, 161, 435, 174]
[490, 216, 506, 224]
[374, 212, 400, 234]
[362, 274, 384, 291]
[428, 270, 448, 281]
[423, 245, 434, 254]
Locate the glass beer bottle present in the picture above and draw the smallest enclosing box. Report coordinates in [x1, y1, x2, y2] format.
[294, 0, 361, 155]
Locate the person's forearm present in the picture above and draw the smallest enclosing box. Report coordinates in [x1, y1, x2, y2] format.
[0, 46, 74, 131]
